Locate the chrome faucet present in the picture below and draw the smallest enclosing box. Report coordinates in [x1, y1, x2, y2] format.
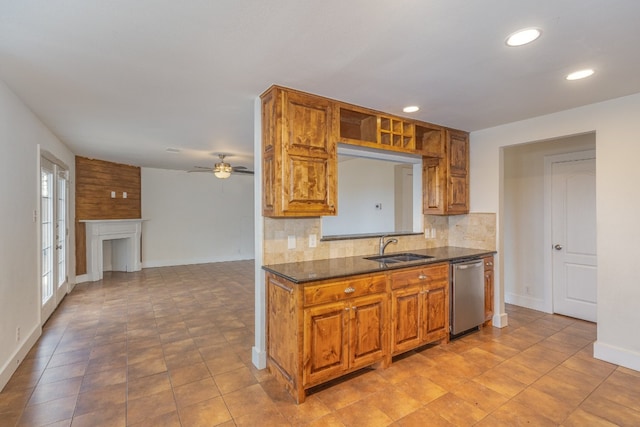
[379, 235, 398, 255]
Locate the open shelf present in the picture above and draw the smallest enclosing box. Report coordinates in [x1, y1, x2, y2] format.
[339, 108, 377, 143]
[339, 106, 420, 153]
[415, 124, 444, 157]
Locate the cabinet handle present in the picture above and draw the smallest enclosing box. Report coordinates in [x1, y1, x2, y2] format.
[486, 262, 493, 266]
[344, 286, 355, 294]
[418, 274, 428, 280]
[345, 307, 351, 311]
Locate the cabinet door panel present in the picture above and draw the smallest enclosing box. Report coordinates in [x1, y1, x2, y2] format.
[285, 93, 332, 154]
[392, 287, 422, 354]
[267, 276, 298, 382]
[423, 282, 449, 342]
[350, 294, 387, 369]
[423, 157, 444, 213]
[484, 256, 494, 322]
[263, 153, 275, 213]
[447, 174, 468, 213]
[448, 130, 468, 176]
[287, 156, 328, 205]
[303, 303, 348, 385]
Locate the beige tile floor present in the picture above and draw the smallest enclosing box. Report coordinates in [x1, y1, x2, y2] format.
[1, 259, 639, 426]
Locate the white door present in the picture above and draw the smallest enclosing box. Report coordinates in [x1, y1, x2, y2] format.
[551, 157, 597, 322]
[41, 158, 69, 322]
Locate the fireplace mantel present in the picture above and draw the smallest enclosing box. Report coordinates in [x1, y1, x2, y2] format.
[80, 219, 145, 282]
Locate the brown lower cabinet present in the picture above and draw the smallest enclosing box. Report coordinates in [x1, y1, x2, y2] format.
[484, 256, 495, 325]
[390, 264, 450, 355]
[266, 262, 451, 403]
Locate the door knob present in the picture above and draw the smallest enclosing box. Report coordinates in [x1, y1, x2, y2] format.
[554, 244, 563, 250]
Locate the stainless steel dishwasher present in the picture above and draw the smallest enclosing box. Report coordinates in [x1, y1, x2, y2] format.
[450, 258, 485, 337]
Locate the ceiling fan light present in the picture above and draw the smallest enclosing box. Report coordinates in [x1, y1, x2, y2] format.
[213, 162, 232, 179]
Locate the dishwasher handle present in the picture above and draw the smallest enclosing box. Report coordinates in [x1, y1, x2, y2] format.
[454, 260, 484, 270]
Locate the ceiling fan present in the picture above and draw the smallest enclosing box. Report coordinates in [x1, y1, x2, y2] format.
[189, 154, 254, 179]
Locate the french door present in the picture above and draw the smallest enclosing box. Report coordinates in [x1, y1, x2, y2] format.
[41, 157, 69, 322]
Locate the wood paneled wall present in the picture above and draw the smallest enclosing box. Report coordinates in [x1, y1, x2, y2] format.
[75, 156, 141, 275]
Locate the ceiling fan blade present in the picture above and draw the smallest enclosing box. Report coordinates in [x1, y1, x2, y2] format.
[187, 167, 213, 173]
[232, 169, 254, 175]
[231, 166, 247, 170]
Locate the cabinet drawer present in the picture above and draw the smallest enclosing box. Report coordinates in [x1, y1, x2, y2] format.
[304, 275, 387, 306]
[390, 263, 449, 289]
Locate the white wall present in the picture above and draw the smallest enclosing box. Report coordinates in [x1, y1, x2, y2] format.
[470, 92, 640, 371]
[141, 168, 254, 267]
[322, 158, 396, 236]
[0, 79, 76, 390]
[503, 134, 595, 310]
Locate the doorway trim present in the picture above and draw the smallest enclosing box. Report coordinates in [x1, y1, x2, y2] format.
[543, 149, 596, 314]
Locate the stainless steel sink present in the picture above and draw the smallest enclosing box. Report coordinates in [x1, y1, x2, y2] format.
[364, 253, 434, 263]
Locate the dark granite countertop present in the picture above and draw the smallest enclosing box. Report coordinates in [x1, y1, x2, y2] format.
[262, 246, 496, 284]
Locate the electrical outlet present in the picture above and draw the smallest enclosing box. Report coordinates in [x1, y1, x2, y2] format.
[287, 235, 296, 249]
[122, 192, 127, 199]
[16, 327, 20, 342]
[309, 234, 317, 248]
[110, 191, 116, 198]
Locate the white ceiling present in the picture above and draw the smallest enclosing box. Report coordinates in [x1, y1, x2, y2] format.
[1, 1, 640, 171]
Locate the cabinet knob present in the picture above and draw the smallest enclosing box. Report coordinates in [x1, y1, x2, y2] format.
[486, 261, 493, 266]
[344, 286, 355, 294]
[418, 274, 428, 280]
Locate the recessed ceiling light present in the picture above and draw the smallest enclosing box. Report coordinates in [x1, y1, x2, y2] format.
[165, 148, 181, 153]
[566, 69, 595, 80]
[505, 28, 542, 47]
[403, 106, 420, 113]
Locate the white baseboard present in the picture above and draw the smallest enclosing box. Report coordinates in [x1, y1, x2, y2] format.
[252, 346, 266, 370]
[493, 312, 509, 328]
[75, 274, 88, 284]
[143, 255, 255, 269]
[594, 341, 640, 372]
[0, 324, 41, 392]
[506, 292, 548, 312]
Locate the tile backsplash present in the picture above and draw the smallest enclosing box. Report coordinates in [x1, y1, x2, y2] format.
[263, 213, 496, 265]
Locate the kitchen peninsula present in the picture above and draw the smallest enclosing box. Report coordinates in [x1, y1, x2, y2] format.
[263, 246, 495, 403]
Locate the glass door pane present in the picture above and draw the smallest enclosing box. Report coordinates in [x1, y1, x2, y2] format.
[41, 164, 54, 307]
[57, 171, 67, 288]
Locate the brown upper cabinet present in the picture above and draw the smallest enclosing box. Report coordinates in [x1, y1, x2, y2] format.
[261, 86, 338, 217]
[261, 85, 470, 217]
[422, 129, 470, 215]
